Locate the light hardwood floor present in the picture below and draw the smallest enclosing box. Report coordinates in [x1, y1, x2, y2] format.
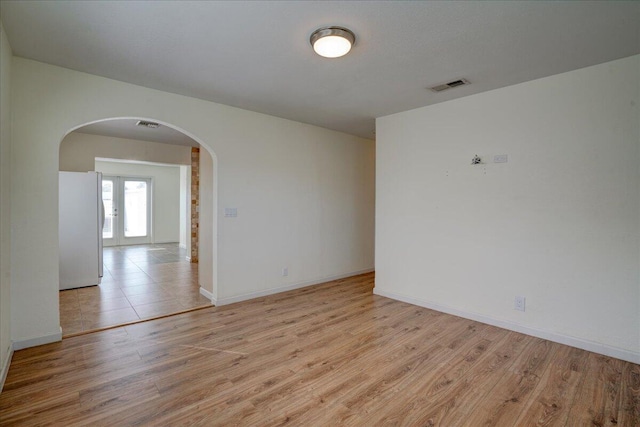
[2, 273, 638, 426]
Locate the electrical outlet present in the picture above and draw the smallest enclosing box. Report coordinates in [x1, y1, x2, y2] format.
[514, 296, 526, 312]
[282, 267, 288, 277]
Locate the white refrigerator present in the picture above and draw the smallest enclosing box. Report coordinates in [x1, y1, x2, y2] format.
[59, 171, 104, 290]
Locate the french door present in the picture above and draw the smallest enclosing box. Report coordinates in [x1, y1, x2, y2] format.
[102, 176, 152, 246]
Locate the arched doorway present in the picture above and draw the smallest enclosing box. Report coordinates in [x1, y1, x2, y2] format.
[57, 117, 217, 335]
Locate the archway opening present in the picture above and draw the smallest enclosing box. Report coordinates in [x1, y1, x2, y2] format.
[57, 117, 216, 335]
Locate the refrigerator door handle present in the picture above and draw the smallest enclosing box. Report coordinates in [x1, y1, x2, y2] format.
[101, 200, 105, 229]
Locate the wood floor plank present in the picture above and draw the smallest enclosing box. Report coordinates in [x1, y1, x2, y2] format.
[464, 338, 558, 426]
[359, 329, 519, 426]
[565, 352, 628, 427]
[0, 391, 80, 426]
[513, 345, 588, 426]
[617, 360, 640, 426]
[1, 272, 638, 426]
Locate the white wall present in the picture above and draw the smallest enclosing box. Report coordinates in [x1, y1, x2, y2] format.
[9, 57, 375, 347]
[0, 20, 13, 387]
[60, 132, 191, 171]
[376, 55, 640, 363]
[215, 118, 376, 302]
[95, 160, 181, 244]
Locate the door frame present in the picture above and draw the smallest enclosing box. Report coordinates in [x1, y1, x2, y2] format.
[59, 117, 218, 307]
[102, 175, 153, 246]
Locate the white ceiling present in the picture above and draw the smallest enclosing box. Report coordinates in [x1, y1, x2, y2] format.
[1, 1, 639, 140]
[78, 119, 200, 147]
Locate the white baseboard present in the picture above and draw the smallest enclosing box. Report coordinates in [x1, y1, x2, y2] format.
[186, 256, 191, 262]
[199, 287, 214, 304]
[374, 288, 640, 365]
[0, 343, 14, 392]
[215, 269, 374, 306]
[12, 328, 62, 351]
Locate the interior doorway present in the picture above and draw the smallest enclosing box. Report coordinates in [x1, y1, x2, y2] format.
[58, 117, 216, 336]
[102, 175, 152, 247]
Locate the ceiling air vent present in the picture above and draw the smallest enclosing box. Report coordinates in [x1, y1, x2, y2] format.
[136, 120, 160, 129]
[429, 78, 470, 93]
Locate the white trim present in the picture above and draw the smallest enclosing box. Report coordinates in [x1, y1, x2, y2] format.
[179, 243, 187, 249]
[96, 157, 183, 168]
[0, 343, 14, 392]
[185, 256, 191, 262]
[374, 288, 640, 365]
[12, 328, 62, 351]
[199, 286, 214, 304]
[215, 269, 375, 306]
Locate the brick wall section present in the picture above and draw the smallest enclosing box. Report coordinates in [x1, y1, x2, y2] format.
[190, 147, 199, 263]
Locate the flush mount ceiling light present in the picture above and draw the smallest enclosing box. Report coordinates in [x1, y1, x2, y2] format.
[310, 26, 355, 58]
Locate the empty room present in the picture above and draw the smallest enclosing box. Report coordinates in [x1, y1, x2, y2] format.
[0, 1, 638, 425]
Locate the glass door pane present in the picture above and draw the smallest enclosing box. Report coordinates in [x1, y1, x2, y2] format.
[99, 175, 151, 246]
[123, 180, 149, 238]
[102, 179, 114, 239]
[101, 176, 119, 247]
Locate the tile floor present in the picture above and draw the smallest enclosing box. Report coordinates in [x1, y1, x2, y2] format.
[59, 243, 211, 335]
